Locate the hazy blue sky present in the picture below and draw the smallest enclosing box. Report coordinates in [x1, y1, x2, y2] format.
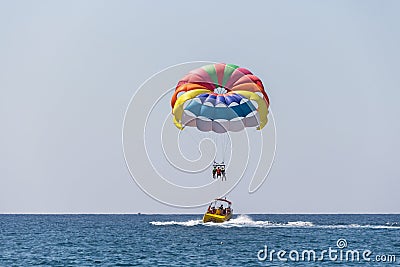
[1, 1, 399, 213]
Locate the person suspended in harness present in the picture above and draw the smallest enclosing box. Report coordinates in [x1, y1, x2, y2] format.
[212, 165, 217, 179]
[216, 167, 222, 179]
[221, 166, 226, 181]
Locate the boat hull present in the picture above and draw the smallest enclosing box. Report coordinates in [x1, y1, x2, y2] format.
[202, 212, 232, 223]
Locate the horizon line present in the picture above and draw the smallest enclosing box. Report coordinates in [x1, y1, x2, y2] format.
[1, 212, 400, 215]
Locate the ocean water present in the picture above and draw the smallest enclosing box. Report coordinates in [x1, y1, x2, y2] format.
[0, 214, 399, 266]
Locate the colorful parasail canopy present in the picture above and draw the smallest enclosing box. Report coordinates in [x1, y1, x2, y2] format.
[171, 63, 270, 133]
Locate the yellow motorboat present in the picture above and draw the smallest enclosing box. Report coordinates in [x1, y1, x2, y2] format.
[202, 198, 233, 223]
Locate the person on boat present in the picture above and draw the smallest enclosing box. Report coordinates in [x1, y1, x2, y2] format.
[226, 207, 231, 214]
[212, 166, 217, 179]
[216, 167, 221, 179]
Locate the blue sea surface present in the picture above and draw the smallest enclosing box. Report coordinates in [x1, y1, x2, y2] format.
[0, 214, 399, 266]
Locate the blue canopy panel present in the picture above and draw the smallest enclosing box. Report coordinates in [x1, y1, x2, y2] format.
[197, 93, 243, 106]
[184, 96, 256, 121]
